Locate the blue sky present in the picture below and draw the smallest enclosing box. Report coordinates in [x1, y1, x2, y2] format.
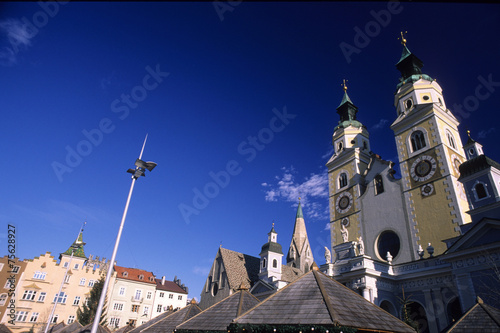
[1, 2, 500, 300]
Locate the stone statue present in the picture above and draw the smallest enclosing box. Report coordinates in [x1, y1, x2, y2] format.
[357, 236, 365, 255]
[324, 246, 331, 264]
[341, 224, 348, 243]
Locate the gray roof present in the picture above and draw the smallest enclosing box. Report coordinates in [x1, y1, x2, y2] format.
[0, 324, 12, 333]
[53, 322, 82, 333]
[233, 270, 415, 333]
[458, 154, 500, 180]
[176, 290, 260, 332]
[446, 298, 500, 332]
[132, 303, 202, 333]
[281, 265, 302, 283]
[72, 323, 110, 333]
[219, 248, 260, 290]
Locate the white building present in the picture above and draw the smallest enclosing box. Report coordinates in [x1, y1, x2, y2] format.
[150, 276, 188, 319]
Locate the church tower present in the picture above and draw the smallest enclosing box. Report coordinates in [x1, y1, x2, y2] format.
[390, 34, 470, 256]
[59, 224, 88, 273]
[259, 224, 283, 283]
[286, 201, 314, 272]
[326, 82, 371, 249]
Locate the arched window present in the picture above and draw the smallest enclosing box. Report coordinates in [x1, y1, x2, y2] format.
[272, 259, 277, 268]
[337, 141, 343, 152]
[262, 258, 266, 269]
[410, 130, 426, 152]
[475, 183, 488, 199]
[446, 131, 456, 149]
[338, 173, 348, 188]
[374, 175, 384, 195]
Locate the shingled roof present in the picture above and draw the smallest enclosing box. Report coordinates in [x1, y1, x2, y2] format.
[219, 248, 260, 290]
[71, 323, 110, 333]
[114, 266, 156, 284]
[0, 324, 12, 333]
[53, 321, 82, 333]
[232, 269, 415, 333]
[445, 297, 500, 332]
[131, 301, 202, 333]
[176, 289, 260, 332]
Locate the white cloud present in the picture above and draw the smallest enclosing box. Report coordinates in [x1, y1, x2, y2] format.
[371, 118, 388, 131]
[477, 127, 496, 139]
[0, 18, 34, 66]
[262, 166, 329, 221]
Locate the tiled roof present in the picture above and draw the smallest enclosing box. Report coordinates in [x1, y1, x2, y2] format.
[0, 324, 12, 333]
[114, 266, 156, 284]
[53, 322, 82, 333]
[176, 290, 260, 332]
[72, 323, 110, 333]
[155, 279, 187, 294]
[219, 248, 260, 290]
[233, 270, 415, 333]
[136, 303, 202, 333]
[445, 298, 500, 332]
[281, 265, 303, 283]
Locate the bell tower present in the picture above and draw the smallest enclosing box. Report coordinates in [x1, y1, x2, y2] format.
[326, 81, 371, 248]
[390, 33, 470, 256]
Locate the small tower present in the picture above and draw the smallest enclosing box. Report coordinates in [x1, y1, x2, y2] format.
[459, 133, 500, 222]
[286, 201, 314, 273]
[259, 224, 283, 283]
[59, 223, 88, 271]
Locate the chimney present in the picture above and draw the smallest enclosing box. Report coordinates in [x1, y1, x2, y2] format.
[162, 276, 165, 285]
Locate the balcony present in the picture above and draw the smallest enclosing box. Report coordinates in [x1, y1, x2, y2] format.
[131, 297, 143, 303]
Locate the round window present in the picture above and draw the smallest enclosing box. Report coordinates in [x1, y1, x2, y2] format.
[423, 95, 430, 101]
[377, 231, 400, 261]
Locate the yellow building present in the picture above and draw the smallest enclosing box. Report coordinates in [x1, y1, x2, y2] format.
[2, 230, 109, 332]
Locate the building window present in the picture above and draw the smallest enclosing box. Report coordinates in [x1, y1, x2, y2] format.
[0, 263, 4, 271]
[374, 175, 384, 195]
[446, 131, 456, 149]
[74, 264, 79, 270]
[139, 274, 144, 280]
[113, 303, 124, 311]
[84, 297, 90, 306]
[122, 271, 128, 277]
[157, 304, 162, 312]
[67, 315, 75, 324]
[131, 305, 139, 313]
[33, 271, 46, 280]
[53, 292, 67, 304]
[22, 290, 37, 301]
[178, 295, 182, 300]
[15, 311, 28, 322]
[262, 258, 266, 269]
[110, 317, 120, 328]
[474, 182, 489, 200]
[128, 319, 136, 327]
[88, 280, 95, 287]
[134, 289, 142, 301]
[79, 278, 86, 286]
[4, 280, 11, 289]
[0, 293, 8, 306]
[146, 291, 152, 300]
[143, 306, 149, 316]
[38, 292, 46, 302]
[73, 296, 81, 306]
[52, 315, 59, 323]
[169, 294, 173, 299]
[337, 141, 343, 152]
[63, 262, 69, 268]
[159, 292, 164, 298]
[64, 275, 71, 283]
[338, 173, 348, 188]
[272, 259, 278, 268]
[119, 287, 126, 296]
[405, 98, 413, 111]
[30, 312, 39, 322]
[410, 130, 426, 152]
[377, 231, 401, 261]
[11, 266, 20, 274]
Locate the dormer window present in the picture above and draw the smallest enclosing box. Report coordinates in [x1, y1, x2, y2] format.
[405, 98, 413, 111]
[123, 272, 128, 277]
[139, 275, 144, 280]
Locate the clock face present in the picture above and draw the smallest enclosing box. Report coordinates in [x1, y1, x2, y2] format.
[410, 155, 437, 182]
[336, 192, 353, 214]
[421, 183, 434, 197]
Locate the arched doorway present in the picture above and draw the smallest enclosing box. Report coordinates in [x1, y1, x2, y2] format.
[406, 301, 429, 333]
[380, 300, 397, 316]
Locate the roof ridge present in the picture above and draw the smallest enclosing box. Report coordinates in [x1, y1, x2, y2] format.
[445, 302, 480, 332]
[312, 270, 339, 324]
[479, 301, 500, 327]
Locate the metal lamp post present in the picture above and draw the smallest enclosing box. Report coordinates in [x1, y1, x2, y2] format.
[90, 136, 156, 333]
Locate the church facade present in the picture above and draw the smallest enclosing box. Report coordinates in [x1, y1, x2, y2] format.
[320, 38, 500, 333]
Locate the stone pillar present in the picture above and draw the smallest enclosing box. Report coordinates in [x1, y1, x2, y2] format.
[362, 287, 370, 302]
[431, 288, 448, 331]
[423, 289, 439, 333]
[454, 273, 476, 311]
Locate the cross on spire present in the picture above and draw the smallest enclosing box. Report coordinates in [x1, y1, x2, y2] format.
[399, 31, 408, 46]
[341, 79, 348, 92]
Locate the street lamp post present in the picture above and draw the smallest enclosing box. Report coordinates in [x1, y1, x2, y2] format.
[90, 136, 156, 333]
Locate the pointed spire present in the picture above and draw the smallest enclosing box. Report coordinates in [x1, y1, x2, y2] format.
[395, 32, 424, 80]
[61, 222, 87, 259]
[296, 198, 303, 219]
[335, 80, 363, 130]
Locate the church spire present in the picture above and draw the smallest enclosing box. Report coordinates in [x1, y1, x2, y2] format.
[287, 200, 314, 273]
[60, 222, 87, 259]
[336, 80, 362, 129]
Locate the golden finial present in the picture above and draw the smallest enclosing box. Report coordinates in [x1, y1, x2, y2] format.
[341, 79, 348, 92]
[399, 31, 408, 46]
[298, 196, 301, 203]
